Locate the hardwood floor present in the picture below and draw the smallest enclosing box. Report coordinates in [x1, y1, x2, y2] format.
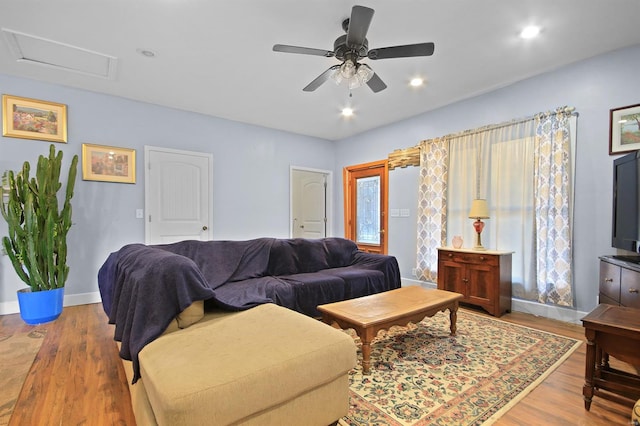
[3, 304, 135, 426]
[1, 303, 635, 425]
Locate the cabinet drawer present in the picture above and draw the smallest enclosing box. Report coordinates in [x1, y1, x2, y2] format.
[439, 250, 498, 266]
[620, 268, 640, 309]
[599, 261, 621, 302]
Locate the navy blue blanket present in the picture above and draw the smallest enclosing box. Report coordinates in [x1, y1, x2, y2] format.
[98, 237, 400, 383]
[98, 238, 276, 383]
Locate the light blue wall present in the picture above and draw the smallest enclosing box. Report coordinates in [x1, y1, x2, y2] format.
[334, 44, 640, 313]
[0, 74, 335, 308]
[2, 44, 639, 315]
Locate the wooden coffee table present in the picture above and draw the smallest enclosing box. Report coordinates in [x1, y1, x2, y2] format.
[318, 286, 463, 374]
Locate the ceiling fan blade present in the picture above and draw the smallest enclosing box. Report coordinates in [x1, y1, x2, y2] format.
[303, 65, 340, 92]
[366, 73, 387, 93]
[346, 5, 374, 48]
[368, 42, 435, 60]
[273, 44, 335, 57]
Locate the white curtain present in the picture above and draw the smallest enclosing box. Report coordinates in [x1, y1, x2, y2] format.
[445, 121, 536, 300]
[416, 108, 575, 306]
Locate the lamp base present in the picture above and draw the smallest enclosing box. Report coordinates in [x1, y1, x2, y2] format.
[473, 219, 486, 250]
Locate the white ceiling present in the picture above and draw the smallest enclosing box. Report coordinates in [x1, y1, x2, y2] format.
[1, 1, 639, 141]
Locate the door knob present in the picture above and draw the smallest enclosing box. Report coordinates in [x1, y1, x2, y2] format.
[202, 226, 208, 231]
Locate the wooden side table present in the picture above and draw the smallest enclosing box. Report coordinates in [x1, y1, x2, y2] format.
[581, 304, 640, 410]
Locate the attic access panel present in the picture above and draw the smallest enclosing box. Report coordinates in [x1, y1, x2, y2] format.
[2, 29, 117, 79]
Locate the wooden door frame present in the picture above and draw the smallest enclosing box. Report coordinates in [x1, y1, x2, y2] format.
[343, 159, 389, 254]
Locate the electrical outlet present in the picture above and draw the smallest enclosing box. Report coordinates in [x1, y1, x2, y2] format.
[411, 268, 417, 276]
[136, 209, 144, 219]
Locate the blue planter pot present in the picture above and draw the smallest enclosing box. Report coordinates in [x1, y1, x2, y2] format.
[17, 287, 65, 325]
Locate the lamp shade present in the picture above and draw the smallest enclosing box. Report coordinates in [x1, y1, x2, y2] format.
[468, 199, 489, 219]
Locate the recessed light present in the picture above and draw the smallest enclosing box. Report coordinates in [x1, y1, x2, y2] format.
[136, 48, 157, 58]
[520, 25, 541, 39]
[410, 77, 424, 87]
[341, 107, 354, 117]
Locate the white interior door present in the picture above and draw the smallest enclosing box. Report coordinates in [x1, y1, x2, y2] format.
[291, 168, 330, 239]
[145, 146, 213, 244]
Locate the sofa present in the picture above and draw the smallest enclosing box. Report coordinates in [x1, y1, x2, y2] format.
[98, 237, 401, 425]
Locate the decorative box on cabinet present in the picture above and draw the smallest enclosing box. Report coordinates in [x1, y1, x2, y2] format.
[599, 256, 640, 309]
[437, 248, 512, 317]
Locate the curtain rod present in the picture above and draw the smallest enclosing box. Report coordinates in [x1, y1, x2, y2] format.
[420, 106, 577, 145]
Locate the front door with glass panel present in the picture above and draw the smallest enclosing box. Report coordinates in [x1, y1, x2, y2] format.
[343, 160, 388, 254]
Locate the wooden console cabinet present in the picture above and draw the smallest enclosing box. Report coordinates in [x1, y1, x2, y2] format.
[599, 256, 640, 309]
[437, 248, 512, 317]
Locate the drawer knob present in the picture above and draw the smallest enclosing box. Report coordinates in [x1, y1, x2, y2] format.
[479, 256, 485, 261]
[629, 288, 639, 294]
[448, 253, 453, 258]
[604, 278, 613, 283]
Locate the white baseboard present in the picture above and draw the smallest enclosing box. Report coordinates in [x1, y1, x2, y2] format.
[400, 276, 587, 324]
[0, 301, 19, 316]
[511, 298, 588, 325]
[0, 291, 102, 316]
[401, 277, 436, 288]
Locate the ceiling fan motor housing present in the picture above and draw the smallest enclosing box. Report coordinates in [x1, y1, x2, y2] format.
[333, 35, 368, 61]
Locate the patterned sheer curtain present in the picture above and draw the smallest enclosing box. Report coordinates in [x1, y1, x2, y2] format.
[534, 108, 573, 306]
[415, 138, 448, 282]
[415, 107, 575, 307]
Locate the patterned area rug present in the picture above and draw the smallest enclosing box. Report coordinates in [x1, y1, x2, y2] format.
[0, 328, 47, 426]
[339, 309, 581, 426]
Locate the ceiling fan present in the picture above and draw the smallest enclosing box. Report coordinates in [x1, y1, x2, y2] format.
[273, 5, 435, 93]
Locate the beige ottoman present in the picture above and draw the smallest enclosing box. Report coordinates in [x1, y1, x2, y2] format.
[138, 303, 356, 425]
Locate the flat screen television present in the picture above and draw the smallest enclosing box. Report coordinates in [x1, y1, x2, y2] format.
[612, 150, 640, 253]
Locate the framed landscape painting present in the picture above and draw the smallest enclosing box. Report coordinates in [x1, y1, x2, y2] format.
[82, 143, 136, 183]
[2, 94, 67, 143]
[610, 103, 640, 155]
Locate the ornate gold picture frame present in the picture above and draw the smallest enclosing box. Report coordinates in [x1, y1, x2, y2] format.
[2, 94, 67, 143]
[82, 143, 136, 183]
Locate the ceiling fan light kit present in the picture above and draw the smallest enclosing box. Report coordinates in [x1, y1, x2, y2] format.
[273, 5, 434, 94]
[331, 60, 374, 90]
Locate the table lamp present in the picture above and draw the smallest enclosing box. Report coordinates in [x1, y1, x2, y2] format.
[469, 199, 489, 250]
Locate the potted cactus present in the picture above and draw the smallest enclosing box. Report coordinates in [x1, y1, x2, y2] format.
[1, 144, 78, 324]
